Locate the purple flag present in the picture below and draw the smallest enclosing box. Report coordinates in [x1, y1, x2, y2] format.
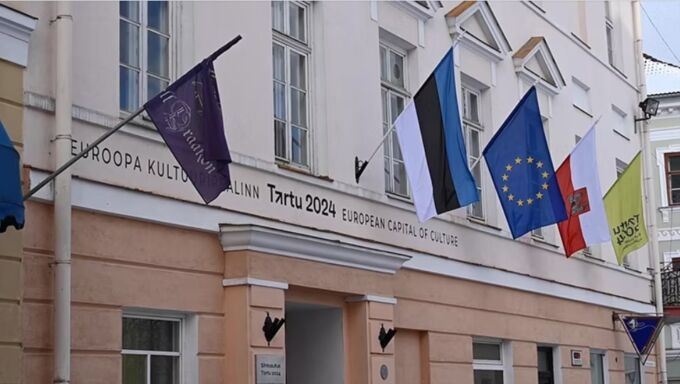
[145, 60, 231, 203]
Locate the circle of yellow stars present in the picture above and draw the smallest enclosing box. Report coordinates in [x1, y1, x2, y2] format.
[500, 155, 551, 207]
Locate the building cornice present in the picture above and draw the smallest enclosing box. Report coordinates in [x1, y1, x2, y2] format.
[219, 223, 411, 274]
[0, 5, 37, 67]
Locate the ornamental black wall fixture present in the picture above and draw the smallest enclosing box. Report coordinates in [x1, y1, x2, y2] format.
[635, 97, 660, 122]
[262, 312, 285, 346]
[378, 323, 397, 352]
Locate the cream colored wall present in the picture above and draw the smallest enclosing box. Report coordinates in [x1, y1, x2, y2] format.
[0, 59, 25, 384]
[22, 203, 225, 384]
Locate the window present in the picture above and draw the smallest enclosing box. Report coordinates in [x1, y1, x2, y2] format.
[273, 1, 310, 168]
[120, 1, 170, 113]
[473, 341, 505, 384]
[537, 347, 555, 384]
[624, 354, 641, 384]
[462, 86, 484, 219]
[381, 44, 409, 197]
[616, 158, 627, 178]
[612, 105, 629, 137]
[605, 1, 615, 66]
[666, 153, 680, 205]
[572, 78, 591, 115]
[122, 315, 180, 384]
[590, 350, 607, 384]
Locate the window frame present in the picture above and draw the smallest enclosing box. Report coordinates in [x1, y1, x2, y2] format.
[272, 0, 312, 169]
[665, 152, 680, 206]
[462, 85, 484, 220]
[121, 313, 183, 384]
[624, 353, 641, 384]
[589, 349, 609, 384]
[472, 340, 505, 374]
[119, 0, 174, 114]
[571, 77, 592, 115]
[537, 346, 556, 384]
[380, 42, 411, 198]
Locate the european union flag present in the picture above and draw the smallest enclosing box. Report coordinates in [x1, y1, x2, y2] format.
[483, 87, 566, 239]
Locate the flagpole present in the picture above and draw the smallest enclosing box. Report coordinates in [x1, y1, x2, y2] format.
[23, 35, 243, 201]
[354, 32, 466, 183]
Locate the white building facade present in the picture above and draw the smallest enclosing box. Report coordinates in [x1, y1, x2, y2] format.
[5, 1, 659, 383]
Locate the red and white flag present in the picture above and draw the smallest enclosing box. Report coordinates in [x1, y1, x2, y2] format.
[556, 126, 610, 256]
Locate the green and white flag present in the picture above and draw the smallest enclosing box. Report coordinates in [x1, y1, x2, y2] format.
[603, 152, 648, 265]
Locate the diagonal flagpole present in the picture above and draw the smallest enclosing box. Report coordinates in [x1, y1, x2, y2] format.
[23, 35, 243, 201]
[354, 32, 466, 183]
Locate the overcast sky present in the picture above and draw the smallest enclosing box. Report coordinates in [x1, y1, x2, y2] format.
[642, 0, 680, 66]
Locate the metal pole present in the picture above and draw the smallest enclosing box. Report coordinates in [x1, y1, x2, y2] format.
[633, 1, 667, 383]
[53, 2, 72, 383]
[24, 106, 144, 201]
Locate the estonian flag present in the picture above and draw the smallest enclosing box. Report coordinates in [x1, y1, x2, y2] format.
[395, 48, 478, 222]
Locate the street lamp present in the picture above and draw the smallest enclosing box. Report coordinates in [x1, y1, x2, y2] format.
[635, 97, 660, 121]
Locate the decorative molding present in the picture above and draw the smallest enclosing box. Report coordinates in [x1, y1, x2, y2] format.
[658, 227, 680, 242]
[219, 224, 411, 274]
[446, 1, 511, 63]
[392, 1, 436, 20]
[346, 295, 397, 305]
[513, 37, 564, 96]
[0, 5, 37, 67]
[29, 170, 654, 314]
[222, 277, 289, 290]
[651, 127, 680, 142]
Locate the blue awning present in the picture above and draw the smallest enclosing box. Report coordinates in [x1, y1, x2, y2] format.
[0, 120, 24, 233]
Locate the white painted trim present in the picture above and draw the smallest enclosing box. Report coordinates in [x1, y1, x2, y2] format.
[405, 253, 655, 314]
[513, 38, 564, 96]
[345, 295, 397, 305]
[369, 0, 378, 22]
[222, 277, 289, 290]
[28, 170, 655, 314]
[220, 224, 411, 274]
[0, 5, 36, 67]
[446, 2, 511, 63]
[655, 145, 680, 208]
[391, 1, 435, 20]
[651, 128, 680, 142]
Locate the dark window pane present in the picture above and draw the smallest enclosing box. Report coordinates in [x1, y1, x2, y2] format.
[291, 126, 307, 166]
[672, 175, 680, 189]
[290, 89, 306, 127]
[120, 21, 140, 68]
[123, 354, 146, 384]
[290, 51, 306, 90]
[474, 370, 504, 384]
[123, 318, 179, 352]
[389, 51, 404, 88]
[274, 120, 286, 159]
[289, 3, 305, 42]
[670, 156, 680, 171]
[473, 343, 501, 361]
[672, 189, 680, 204]
[393, 161, 407, 196]
[590, 353, 605, 384]
[273, 44, 285, 82]
[150, 355, 178, 384]
[147, 76, 168, 101]
[272, 1, 284, 33]
[147, 1, 168, 33]
[273, 82, 286, 120]
[120, 67, 140, 112]
[120, 1, 140, 21]
[147, 32, 169, 78]
[384, 157, 391, 192]
[537, 347, 554, 384]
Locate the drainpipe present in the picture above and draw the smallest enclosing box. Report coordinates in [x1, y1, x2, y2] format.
[53, 2, 73, 384]
[632, 1, 667, 383]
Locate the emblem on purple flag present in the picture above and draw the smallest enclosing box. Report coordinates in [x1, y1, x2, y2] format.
[145, 60, 232, 203]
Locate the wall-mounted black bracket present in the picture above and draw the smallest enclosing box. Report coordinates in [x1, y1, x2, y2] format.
[355, 156, 369, 183]
[378, 323, 396, 352]
[262, 311, 285, 346]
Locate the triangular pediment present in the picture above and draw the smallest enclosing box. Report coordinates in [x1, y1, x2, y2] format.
[446, 1, 511, 62]
[513, 37, 565, 95]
